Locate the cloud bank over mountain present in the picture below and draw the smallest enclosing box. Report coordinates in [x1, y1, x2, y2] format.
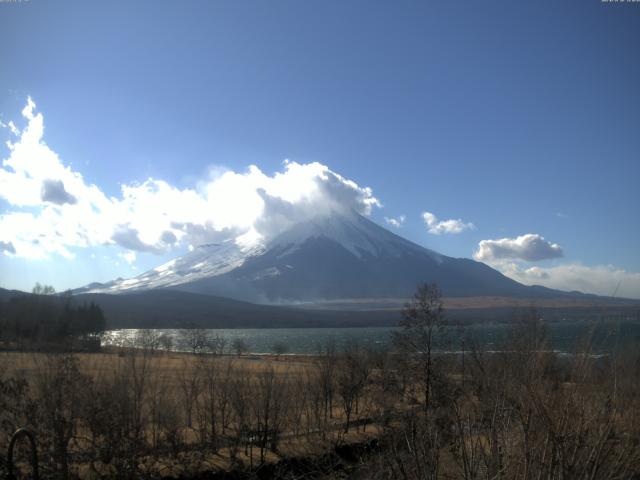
[0, 98, 380, 259]
[499, 262, 640, 300]
[474, 234, 640, 299]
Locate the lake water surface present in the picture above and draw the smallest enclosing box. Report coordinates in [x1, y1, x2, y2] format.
[104, 319, 640, 354]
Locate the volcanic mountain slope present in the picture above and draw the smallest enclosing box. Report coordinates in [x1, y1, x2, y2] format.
[79, 209, 569, 303]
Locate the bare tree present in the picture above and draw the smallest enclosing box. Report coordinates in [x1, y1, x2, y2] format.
[32, 282, 56, 295]
[216, 358, 235, 436]
[158, 332, 174, 353]
[317, 340, 337, 427]
[180, 327, 210, 354]
[393, 283, 445, 413]
[232, 337, 249, 356]
[195, 354, 223, 451]
[155, 392, 182, 457]
[33, 353, 87, 479]
[178, 358, 202, 429]
[229, 366, 251, 462]
[272, 340, 288, 359]
[370, 349, 402, 433]
[135, 328, 160, 353]
[209, 333, 227, 355]
[251, 365, 289, 462]
[336, 342, 370, 433]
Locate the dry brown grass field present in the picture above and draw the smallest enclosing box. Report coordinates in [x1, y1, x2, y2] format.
[0, 347, 392, 479]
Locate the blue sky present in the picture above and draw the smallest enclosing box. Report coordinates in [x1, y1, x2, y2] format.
[0, 0, 639, 297]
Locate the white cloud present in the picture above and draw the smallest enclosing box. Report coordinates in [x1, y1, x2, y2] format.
[118, 251, 137, 265]
[498, 262, 640, 299]
[473, 233, 640, 298]
[422, 211, 474, 235]
[384, 215, 405, 228]
[474, 234, 563, 262]
[0, 98, 382, 259]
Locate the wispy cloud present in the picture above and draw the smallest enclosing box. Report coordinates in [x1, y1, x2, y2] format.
[384, 215, 405, 228]
[422, 211, 474, 235]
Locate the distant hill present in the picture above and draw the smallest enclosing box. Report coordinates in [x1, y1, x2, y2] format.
[0, 287, 26, 302]
[1, 287, 637, 330]
[72, 289, 399, 329]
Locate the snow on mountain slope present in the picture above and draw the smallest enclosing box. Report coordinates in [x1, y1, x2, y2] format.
[268, 209, 442, 261]
[79, 209, 542, 302]
[80, 238, 266, 294]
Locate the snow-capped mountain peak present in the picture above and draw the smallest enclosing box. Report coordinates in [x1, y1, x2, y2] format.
[77, 209, 528, 302]
[268, 209, 441, 260]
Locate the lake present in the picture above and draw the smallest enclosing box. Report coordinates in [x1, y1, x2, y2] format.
[103, 318, 640, 354]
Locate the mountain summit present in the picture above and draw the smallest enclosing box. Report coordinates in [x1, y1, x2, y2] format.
[80, 210, 556, 303]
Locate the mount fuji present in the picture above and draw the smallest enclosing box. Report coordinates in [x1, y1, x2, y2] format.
[79, 209, 565, 304]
